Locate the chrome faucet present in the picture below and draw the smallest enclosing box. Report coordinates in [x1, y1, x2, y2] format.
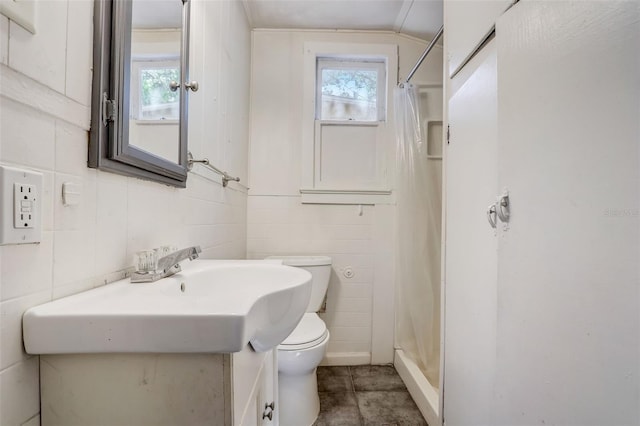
[131, 246, 202, 283]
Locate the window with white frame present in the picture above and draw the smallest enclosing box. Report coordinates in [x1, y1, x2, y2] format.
[301, 43, 398, 203]
[316, 59, 386, 122]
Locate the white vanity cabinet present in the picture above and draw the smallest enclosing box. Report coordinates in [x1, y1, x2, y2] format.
[232, 346, 278, 426]
[39, 347, 279, 426]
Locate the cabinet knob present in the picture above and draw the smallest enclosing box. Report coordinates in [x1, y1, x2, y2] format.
[262, 402, 275, 421]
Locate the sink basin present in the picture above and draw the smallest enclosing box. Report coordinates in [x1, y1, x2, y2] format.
[23, 260, 312, 354]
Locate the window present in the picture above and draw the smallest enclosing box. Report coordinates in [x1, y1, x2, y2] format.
[316, 59, 386, 122]
[301, 43, 398, 204]
[130, 59, 180, 121]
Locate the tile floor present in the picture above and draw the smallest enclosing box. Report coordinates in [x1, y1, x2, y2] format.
[313, 365, 428, 426]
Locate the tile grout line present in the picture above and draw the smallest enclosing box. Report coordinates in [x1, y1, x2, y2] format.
[347, 366, 365, 426]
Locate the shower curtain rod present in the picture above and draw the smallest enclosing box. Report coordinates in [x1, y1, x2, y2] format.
[404, 25, 444, 84]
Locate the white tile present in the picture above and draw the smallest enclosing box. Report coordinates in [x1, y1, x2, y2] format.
[337, 267, 373, 284]
[41, 171, 55, 232]
[331, 283, 372, 299]
[329, 297, 372, 314]
[55, 121, 89, 176]
[8, 0, 68, 93]
[0, 16, 8, 65]
[52, 278, 95, 300]
[126, 178, 183, 259]
[330, 239, 375, 254]
[53, 171, 97, 231]
[0, 290, 50, 370]
[328, 326, 372, 342]
[52, 229, 95, 288]
[320, 312, 370, 328]
[184, 197, 217, 226]
[0, 98, 55, 171]
[326, 340, 371, 354]
[94, 173, 128, 276]
[0, 357, 40, 426]
[322, 224, 372, 240]
[65, 0, 93, 106]
[0, 232, 54, 301]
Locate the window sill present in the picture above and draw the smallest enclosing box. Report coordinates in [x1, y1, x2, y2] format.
[299, 188, 393, 205]
[132, 120, 179, 125]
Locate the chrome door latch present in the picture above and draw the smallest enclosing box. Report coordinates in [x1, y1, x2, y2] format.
[497, 190, 510, 223]
[487, 203, 497, 228]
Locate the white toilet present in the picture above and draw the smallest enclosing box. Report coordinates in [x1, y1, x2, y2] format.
[267, 255, 332, 426]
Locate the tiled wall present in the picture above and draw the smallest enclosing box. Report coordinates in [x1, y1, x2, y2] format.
[247, 30, 443, 364]
[0, 1, 250, 425]
[247, 196, 392, 360]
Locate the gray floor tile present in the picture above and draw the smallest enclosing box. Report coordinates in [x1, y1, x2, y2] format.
[356, 391, 427, 426]
[313, 392, 362, 426]
[318, 366, 354, 392]
[350, 365, 406, 391]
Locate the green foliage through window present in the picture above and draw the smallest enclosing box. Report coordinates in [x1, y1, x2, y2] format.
[141, 67, 180, 107]
[321, 69, 377, 102]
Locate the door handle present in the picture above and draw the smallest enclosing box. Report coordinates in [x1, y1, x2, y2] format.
[497, 191, 510, 223]
[487, 203, 497, 228]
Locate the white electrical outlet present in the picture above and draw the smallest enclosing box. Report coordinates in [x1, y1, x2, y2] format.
[14, 182, 36, 228]
[0, 165, 42, 245]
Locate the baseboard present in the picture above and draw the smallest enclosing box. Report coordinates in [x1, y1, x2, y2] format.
[320, 352, 371, 366]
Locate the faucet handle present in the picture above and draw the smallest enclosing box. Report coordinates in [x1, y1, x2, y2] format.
[134, 250, 159, 273]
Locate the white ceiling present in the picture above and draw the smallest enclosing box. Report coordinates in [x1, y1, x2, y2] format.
[132, 0, 183, 29]
[243, 0, 443, 41]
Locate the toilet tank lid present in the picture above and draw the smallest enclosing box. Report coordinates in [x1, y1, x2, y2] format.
[265, 255, 332, 267]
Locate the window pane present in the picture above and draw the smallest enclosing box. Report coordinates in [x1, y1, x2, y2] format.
[140, 67, 180, 120]
[321, 68, 378, 121]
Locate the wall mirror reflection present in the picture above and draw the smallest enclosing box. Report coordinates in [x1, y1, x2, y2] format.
[129, 0, 182, 163]
[89, 0, 194, 187]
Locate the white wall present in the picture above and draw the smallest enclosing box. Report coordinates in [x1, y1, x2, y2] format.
[443, 1, 640, 424]
[247, 29, 443, 364]
[0, 1, 251, 424]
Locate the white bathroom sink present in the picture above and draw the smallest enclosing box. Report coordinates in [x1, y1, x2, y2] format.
[22, 260, 312, 354]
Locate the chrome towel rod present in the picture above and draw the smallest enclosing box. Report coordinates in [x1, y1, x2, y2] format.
[404, 25, 444, 84]
[187, 152, 240, 187]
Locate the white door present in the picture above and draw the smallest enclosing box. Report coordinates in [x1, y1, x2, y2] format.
[444, 39, 498, 426]
[494, 2, 640, 424]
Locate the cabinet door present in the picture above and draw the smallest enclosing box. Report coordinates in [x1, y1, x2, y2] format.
[258, 350, 276, 426]
[444, 39, 498, 426]
[444, 0, 514, 76]
[495, 2, 640, 424]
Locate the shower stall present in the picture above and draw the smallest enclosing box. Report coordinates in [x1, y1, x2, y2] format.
[393, 73, 443, 424]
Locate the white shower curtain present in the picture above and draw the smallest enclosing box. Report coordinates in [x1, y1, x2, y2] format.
[394, 84, 441, 387]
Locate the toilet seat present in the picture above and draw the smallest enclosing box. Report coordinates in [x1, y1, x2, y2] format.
[279, 313, 328, 351]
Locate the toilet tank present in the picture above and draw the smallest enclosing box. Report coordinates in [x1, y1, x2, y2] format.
[266, 256, 332, 312]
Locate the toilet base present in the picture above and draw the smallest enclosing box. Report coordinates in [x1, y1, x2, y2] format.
[278, 368, 320, 426]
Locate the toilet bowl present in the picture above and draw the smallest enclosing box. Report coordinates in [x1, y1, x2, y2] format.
[266, 256, 332, 426]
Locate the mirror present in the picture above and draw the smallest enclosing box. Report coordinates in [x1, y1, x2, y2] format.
[129, 0, 182, 163]
[89, 0, 194, 187]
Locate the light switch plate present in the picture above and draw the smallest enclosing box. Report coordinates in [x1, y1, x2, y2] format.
[0, 165, 42, 245]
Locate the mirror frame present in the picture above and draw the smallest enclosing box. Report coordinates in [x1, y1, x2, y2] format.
[89, 0, 191, 188]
